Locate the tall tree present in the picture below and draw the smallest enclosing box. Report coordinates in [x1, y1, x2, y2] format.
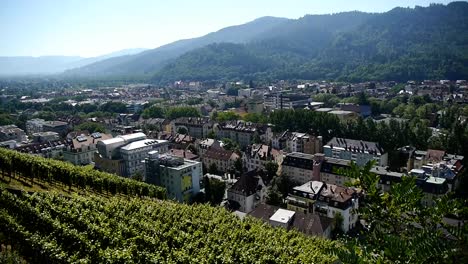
[334, 161, 468, 263]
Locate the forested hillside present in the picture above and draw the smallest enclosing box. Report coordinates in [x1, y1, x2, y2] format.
[153, 2, 468, 83]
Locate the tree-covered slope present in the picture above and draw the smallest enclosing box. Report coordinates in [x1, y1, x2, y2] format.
[318, 2, 468, 81]
[64, 16, 290, 77]
[153, 2, 468, 83]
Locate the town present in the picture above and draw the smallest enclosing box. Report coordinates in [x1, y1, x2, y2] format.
[1, 1, 468, 262]
[1, 78, 466, 239]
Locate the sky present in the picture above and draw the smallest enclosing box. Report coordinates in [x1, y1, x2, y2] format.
[0, 0, 454, 57]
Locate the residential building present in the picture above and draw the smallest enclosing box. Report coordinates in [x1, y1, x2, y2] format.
[318, 155, 450, 205]
[249, 204, 332, 238]
[264, 93, 311, 110]
[286, 181, 324, 214]
[169, 149, 199, 161]
[0, 125, 27, 143]
[42, 121, 69, 136]
[94, 132, 169, 177]
[238, 88, 252, 98]
[215, 120, 273, 148]
[145, 152, 201, 203]
[163, 133, 196, 150]
[227, 169, 267, 213]
[171, 117, 214, 139]
[286, 181, 360, 232]
[318, 156, 353, 187]
[15, 139, 70, 159]
[141, 118, 171, 133]
[63, 132, 112, 165]
[26, 118, 45, 135]
[272, 131, 322, 154]
[196, 138, 224, 158]
[281, 152, 319, 184]
[243, 144, 283, 172]
[323, 137, 388, 166]
[32, 131, 60, 143]
[403, 148, 464, 191]
[202, 147, 240, 174]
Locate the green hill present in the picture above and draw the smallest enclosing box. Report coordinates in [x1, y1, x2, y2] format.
[63, 17, 289, 77]
[153, 2, 468, 83]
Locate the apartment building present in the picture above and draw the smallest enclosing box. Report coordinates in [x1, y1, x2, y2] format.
[323, 137, 388, 166]
[145, 152, 201, 203]
[94, 132, 169, 177]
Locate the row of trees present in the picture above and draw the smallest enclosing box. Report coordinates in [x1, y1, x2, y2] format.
[142, 106, 201, 119]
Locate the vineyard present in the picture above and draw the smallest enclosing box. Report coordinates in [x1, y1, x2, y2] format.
[0, 148, 166, 199]
[0, 188, 338, 263]
[0, 149, 339, 263]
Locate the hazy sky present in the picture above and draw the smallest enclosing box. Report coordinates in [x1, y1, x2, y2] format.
[1, 0, 454, 57]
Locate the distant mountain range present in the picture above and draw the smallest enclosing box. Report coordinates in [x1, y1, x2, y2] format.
[4, 2, 468, 82]
[0, 48, 147, 76]
[63, 16, 289, 77]
[151, 2, 468, 83]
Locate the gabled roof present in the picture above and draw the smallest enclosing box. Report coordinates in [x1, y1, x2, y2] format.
[174, 117, 212, 126]
[246, 144, 280, 160]
[229, 170, 263, 196]
[169, 149, 199, 160]
[204, 147, 237, 161]
[325, 137, 384, 155]
[15, 140, 71, 154]
[319, 183, 356, 203]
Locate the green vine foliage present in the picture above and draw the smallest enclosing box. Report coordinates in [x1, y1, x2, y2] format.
[0, 188, 339, 263]
[0, 148, 166, 199]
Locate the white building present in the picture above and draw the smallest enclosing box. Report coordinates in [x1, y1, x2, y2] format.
[95, 133, 169, 177]
[323, 137, 388, 167]
[269, 209, 296, 229]
[120, 139, 170, 176]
